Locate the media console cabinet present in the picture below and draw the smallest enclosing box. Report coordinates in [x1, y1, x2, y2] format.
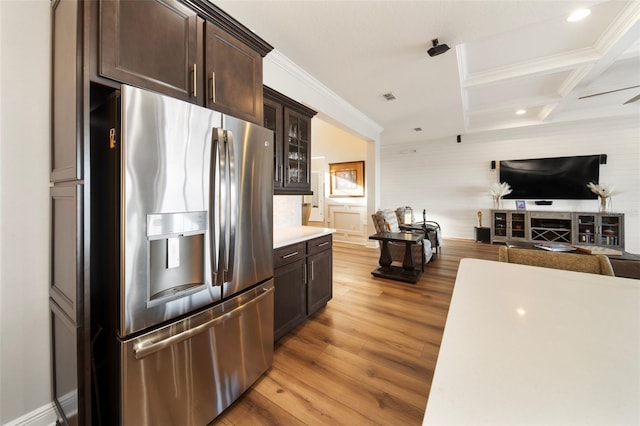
[491, 210, 625, 249]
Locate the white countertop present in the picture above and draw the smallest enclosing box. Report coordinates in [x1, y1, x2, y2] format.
[423, 258, 640, 426]
[273, 226, 335, 249]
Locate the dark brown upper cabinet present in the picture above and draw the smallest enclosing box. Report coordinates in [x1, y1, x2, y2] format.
[284, 108, 312, 192]
[264, 97, 284, 189]
[205, 21, 263, 124]
[264, 87, 317, 195]
[98, 0, 271, 123]
[99, 0, 203, 103]
[51, 0, 83, 182]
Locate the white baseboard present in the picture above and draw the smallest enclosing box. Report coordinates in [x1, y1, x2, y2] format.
[3, 402, 58, 426]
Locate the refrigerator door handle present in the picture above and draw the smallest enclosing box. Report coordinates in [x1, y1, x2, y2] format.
[219, 130, 229, 286]
[225, 130, 237, 283]
[211, 128, 225, 286]
[133, 286, 274, 359]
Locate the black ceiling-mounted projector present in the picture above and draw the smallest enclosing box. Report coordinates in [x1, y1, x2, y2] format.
[428, 38, 450, 57]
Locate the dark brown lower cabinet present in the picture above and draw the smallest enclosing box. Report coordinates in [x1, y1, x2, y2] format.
[273, 234, 332, 341]
[50, 299, 80, 426]
[307, 248, 332, 316]
[273, 258, 307, 341]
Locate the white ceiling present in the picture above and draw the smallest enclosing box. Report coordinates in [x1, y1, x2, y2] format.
[214, 0, 640, 145]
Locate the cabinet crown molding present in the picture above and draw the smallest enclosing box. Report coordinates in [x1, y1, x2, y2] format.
[264, 86, 318, 118]
[180, 0, 273, 57]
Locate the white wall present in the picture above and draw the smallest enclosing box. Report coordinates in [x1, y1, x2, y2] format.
[380, 117, 640, 253]
[311, 118, 370, 244]
[0, 0, 52, 424]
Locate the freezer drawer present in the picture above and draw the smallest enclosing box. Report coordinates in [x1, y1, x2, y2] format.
[120, 280, 274, 425]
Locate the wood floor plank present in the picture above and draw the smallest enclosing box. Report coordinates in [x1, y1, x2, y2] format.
[273, 338, 420, 425]
[254, 370, 372, 425]
[213, 238, 500, 425]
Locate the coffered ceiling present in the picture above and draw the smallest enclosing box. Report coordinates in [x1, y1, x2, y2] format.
[213, 0, 640, 145]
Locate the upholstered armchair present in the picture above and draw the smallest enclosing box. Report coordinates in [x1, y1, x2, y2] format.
[371, 209, 433, 270]
[498, 246, 614, 276]
[395, 207, 442, 254]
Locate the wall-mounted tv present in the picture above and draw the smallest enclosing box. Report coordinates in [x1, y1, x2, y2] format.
[499, 155, 601, 200]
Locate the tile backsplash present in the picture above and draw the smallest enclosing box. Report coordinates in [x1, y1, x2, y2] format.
[273, 195, 302, 228]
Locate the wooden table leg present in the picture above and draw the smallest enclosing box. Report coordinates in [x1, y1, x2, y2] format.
[379, 240, 392, 268]
[402, 242, 415, 271]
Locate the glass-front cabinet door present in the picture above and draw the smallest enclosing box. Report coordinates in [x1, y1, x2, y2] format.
[283, 108, 310, 190]
[575, 214, 597, 244]
[573, 212, 624, 249]
[491, 210, 508, 242]
[599, 214, 624, 248]
[263, 98, 282, 190]
[509, 212, 527, 240]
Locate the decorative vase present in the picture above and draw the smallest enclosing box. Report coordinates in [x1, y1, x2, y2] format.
[599, 196, 611, 213]
[494, 196, 502, 210]
[302, 202, 312, 225]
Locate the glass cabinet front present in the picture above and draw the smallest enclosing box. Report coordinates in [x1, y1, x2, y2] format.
[576, 214, 596, 244]
[509, 213, 526, 239]
[263, 100, 282, 188]
[284, 110, 310, 188]
[493, 211, 507, 239]
[600, 215, 622, 246]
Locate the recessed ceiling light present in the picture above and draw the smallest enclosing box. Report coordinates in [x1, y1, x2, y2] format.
[516, 109, 527, 115]
[567, 8, 591, 22]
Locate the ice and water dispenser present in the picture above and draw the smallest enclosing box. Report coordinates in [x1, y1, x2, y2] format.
[146, 211, 208, 305]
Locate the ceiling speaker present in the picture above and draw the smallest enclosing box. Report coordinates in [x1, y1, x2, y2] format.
[428, 39, 450, 57]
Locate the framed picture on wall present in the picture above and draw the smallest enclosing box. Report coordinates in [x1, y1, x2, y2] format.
[329, 161, 365, 197]
[516, 200, 526, 210]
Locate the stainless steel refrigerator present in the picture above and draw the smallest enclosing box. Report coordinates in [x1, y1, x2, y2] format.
[90, 84, 274, 425]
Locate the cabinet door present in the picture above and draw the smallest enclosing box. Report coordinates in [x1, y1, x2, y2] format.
[100, 0, 201, 103]
[52, 0, 82, 182]
[205, 21, 263, 124]
[574, 213, 597, 244]
[599, 214, 624, 248]
[273, 259, 306, 341]
[508, 212, 527, 240]
[283, 109, 311, 191]
[51, 299, 86, 426]
[491, 210, 508, 242]
[307, 249, 332, 316]
[264, 97, 283, 190]
[51, 184, 82, 322]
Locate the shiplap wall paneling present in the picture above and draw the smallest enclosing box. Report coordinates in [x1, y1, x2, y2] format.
[379, 118, 640, 253]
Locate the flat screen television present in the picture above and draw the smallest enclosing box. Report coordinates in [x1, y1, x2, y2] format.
[499, 155, 600, 200]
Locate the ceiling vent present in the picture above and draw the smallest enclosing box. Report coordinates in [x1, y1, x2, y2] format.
[382, 92, 396, 101]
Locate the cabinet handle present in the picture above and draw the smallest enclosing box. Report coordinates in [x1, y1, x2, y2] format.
[304, 263, 307, 284]
[209, 71, 216, 103]
[311, 261, 314, 281]
[317, 242, 329, 247]
[192, 64, 197, 97]
[282, 251, 298, 259]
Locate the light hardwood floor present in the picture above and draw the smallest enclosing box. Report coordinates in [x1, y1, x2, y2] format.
[215, 239, 500, 425]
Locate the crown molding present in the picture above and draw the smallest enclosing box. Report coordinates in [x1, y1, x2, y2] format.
[264, 49, 383, 142]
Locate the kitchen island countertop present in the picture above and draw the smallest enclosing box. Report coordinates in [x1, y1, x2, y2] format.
[273, 226, 335, 249]
[423, 258, 640, 425]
